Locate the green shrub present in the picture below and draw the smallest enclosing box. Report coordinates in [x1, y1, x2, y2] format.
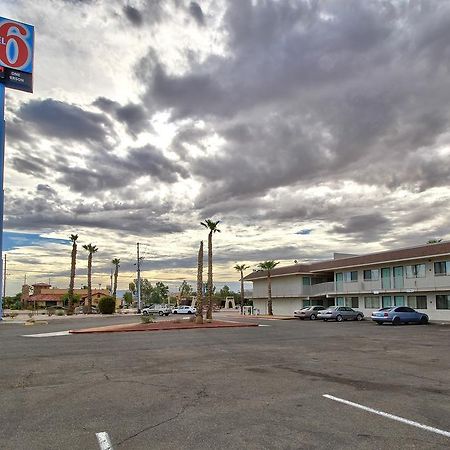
[56, 310, 65, 316]
[141, 314, 155, 324]
[98, 296, 116, 314]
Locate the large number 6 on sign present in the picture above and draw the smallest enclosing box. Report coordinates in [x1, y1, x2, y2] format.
[0, 22, 30, 69]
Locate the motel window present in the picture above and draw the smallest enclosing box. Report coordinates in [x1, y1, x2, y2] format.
[336, 297, 345, 306]
[343, 271, 358, 282]
[344, 297, 359, 308]
[363, 269, 379, 281]
[434, 261, 450, 276]
[364, 296, 380, 309]
[436, 295, 450, 310]
[303, 299, 311, 307]
[407, 295, 427, 309]
[302, 277, 311, 286]
[405, 264, 426, 279]
[382, 296, 403, 308]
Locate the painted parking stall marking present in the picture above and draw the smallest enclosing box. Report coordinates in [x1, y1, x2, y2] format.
[96, 432, 114, 450]
[323, 394, 450, 438]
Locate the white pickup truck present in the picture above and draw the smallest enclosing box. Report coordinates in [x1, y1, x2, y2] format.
[141, 304, 171, 316]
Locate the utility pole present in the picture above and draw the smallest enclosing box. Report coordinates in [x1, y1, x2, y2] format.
[136, 242, 141, 312]
[2, 254, 6, 310]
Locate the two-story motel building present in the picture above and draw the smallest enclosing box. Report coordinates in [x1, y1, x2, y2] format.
[244, 241, 450, 321]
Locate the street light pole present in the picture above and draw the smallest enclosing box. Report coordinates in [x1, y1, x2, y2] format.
[0, 85, 5, 321]
[136, 243, 141, 312]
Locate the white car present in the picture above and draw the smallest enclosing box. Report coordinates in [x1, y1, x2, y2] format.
[172, 305, 196, 314]
[142, 304, 171, 316]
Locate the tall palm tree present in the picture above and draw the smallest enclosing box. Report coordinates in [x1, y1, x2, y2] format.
[68, 234, 78, 314]
[234, 263, 250, 314]
[257, 260, 280, 316]
[112, 258, 120, 300]
[195, 241, 204, 324]
[201, 219, 221, 320]
[82, 244, 98, 313]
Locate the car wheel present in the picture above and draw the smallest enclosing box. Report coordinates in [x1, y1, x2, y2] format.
[392, 316, 401, 326]
[356, 314, 363, 321]
[336, 315, 343, 322]
[310, 314, 317, 320]
[376, 321, 383, 325]
[159, 311, 164, 316]
[187, 311, 192, 314]
[420, 316, 429, 325]
[173, 311, 177, 314]
[143, 311, 148, 316]
[165, 313, 169, 316]
[323, 318, 328, 322]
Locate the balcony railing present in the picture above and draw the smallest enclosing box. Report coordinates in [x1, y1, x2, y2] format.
[302, 276, 450, 296]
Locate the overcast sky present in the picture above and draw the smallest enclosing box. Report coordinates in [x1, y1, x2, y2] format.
[2, 0, 450, 295]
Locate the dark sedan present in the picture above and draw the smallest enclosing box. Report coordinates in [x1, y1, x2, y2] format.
[371, 306, 429, 325]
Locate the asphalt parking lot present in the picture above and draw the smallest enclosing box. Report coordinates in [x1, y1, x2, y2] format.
[0, 316, 449, 450]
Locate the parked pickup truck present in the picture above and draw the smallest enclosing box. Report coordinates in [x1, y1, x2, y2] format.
[141, 304, 171, 316]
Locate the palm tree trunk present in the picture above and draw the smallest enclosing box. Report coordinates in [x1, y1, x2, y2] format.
[240, 270, 244, 314]
[68, 242, 77, 314]
[113, 265, 118, 300]
[87, 253, 92, 313]
[195, 241, 204, 324]
[267, 271, 273, 315]
[206, 231, 213, 320]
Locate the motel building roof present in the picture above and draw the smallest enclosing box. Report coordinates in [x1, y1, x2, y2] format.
[244, 241, 450, 281]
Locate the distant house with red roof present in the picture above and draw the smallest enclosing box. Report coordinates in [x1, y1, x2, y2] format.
[22, 283, 111, 308]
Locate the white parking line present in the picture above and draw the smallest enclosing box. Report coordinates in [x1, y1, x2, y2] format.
[323, 394, 450, 438]
[258, 324, 271, 327]
[22, 331, 71, 338]
[96, 432, 114, 450]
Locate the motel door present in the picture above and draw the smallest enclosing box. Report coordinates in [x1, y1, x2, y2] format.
[381, 268, 391, 289]
[393, 266, 404, 289]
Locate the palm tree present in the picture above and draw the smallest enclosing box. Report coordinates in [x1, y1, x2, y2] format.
[195, 241, 204, 324]
[234, 264, 250, 314]
[112, 258, 120, 300]
[257, 260, 280, 316]
[68, 234, 78, 314]
[82, 244, 98, 313]
[201, 219, 221, 320]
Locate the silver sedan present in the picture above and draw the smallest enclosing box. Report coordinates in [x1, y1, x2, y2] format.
[294, 306, 326, 320]
[318, 306, 364, 322]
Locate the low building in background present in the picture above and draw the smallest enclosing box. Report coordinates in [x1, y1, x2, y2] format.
[244, 241, 450, 321]
[21, 283, 112, 309]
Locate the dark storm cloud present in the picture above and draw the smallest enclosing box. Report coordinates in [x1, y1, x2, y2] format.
[11, 156, 45, 177]
[19, 99, 114, 144]
[5, 185, 185, 235]
[93, 97, 150, 136]
[332, 213, 391, 240]
[189, 2, 204, 25]
[123, 5, 143, 26]
[136, 0, 450, 216]
[55, 144, 188, 194]
[36, 184, 58, 197]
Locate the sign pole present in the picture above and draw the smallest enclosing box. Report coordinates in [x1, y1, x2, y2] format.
[0, 84, 5, 320]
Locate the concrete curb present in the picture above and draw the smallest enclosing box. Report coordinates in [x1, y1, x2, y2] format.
[69, 320, 259, 334]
